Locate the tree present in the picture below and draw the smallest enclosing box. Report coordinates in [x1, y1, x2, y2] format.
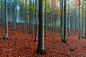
[29, 0, 32, 34]
[36, 0, 46, 54]
[1, 0, 3, 22]
[45, 0, 47, 37]
[79, 0, 80, 39]
[9, 0, 12, 26]
[34, 0, 38, 42]
[13, 0, 17, 33]
[50, 0, 52, 35]
[60, 0, 63, 37]
[62, 0, 66, 43]
[24, 0, 27, 32]
[68, 0, 70, 36]
[85, 1, 86, 39]
[4, 0, 8, 39]
[32, 0, 34, 35]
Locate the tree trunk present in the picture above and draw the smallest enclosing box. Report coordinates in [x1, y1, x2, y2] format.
[29, 0, 32, 34]
[60, 0, 63, 37]
[24, 0, 27, 32]
[79, 0, 80, 39]
[4, 0, 8, 39]
[13, 0, 17, 33]
[62, 0, 66, 42]
[36, 0, 46, 54]
[50, 0, 52, 36]
[68, 0, 70, 36]
[85, 2, 86, 39]
[1, 0, 3, 22]
[32, 0, 34, 35]
[45, 0, 47, 37]
[9, 0, 12, 26]
[75, 8, 77, 36]
[34, 0, 38, 42]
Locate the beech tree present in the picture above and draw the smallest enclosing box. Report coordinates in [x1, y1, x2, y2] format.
[13, 0, 17, 33]
[85, 1, 86, 39]
[4, 0, 8, 39]
[29, 0, 32, 34]
[79, 0, 80, 39]
[32, 0, 34, 35]
[36, 0, 46, 54]
[34, 0, 38, 42]
[45, 0, 47, 37]
[62, 0, 66, 42]
[24, 0, 27, 32]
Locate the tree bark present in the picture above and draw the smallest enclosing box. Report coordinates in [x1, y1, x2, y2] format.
[13, 0, 17, 33]
[34, 0, 38, 42]
[24, 0, 27, 32]
[68, 0, 70, 36]
[29, 0, 32, 34]
[79, 0, 80, 39]
[32, 0, 34, 35]
[60, 0, 63, 37]
[36, 0, 46, 54]
[45, 0, 47, 37]
[4, 0, 8, 39]
[62, 0, 66, 42]
[85, 2, 86, 39]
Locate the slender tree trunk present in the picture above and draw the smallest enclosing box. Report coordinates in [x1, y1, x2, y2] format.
[36, 0, 46, 54]
[1, 0, 3, 22]
[62, 0, 66, 42]
[60, 0, 64, 40]
[4, 0, 8, 39]
[13, 0, 16, 33]
[23, 0, 24, 29]
[52, 16, 54, 35]
[68, 0, 70, 36]
[60, 0, 63, 37]
[85, 2, 86, 39]
[82, 1, 84, 37]
[9, 0, 12, 26]
[75, 8, 77, 36]
[55, 17, 57, 31]
[29, 0, 32, 34]
[45, 0, 47, 37]
[52, 1, 54, 35]
[24, 0, 27, 32]
[79, 0, 80, 39]
[34, 0, 38, 42]
[32, 0, 34, 35]
[50, 0, 52, 35]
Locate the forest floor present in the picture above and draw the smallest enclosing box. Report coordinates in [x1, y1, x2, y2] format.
[0, 23, 86, 57]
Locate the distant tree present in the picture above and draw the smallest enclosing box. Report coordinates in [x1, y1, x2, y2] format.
[68, 0, 70, 36]
[1, 0, 3, 22]
[50, 0, 52, 35]
[29, 0, 32, 34]
[60, 0, 63, 37]
[62, 0, 66, 43]
[24, 0, 27, 32]
[82, 0, 85, 37]
[36, 0, 46, 54]
[4, 0, 8, 39]
[32, 0, 34, 35]
[75, 8, 77, 36]
[85, 1, 86, 39]
[79, 0, 80, 39]
[34, 0, 38, 42]
[13, 0, 17, 33]
[9, 0, 12, 26]
[45, 0, 47, 37]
